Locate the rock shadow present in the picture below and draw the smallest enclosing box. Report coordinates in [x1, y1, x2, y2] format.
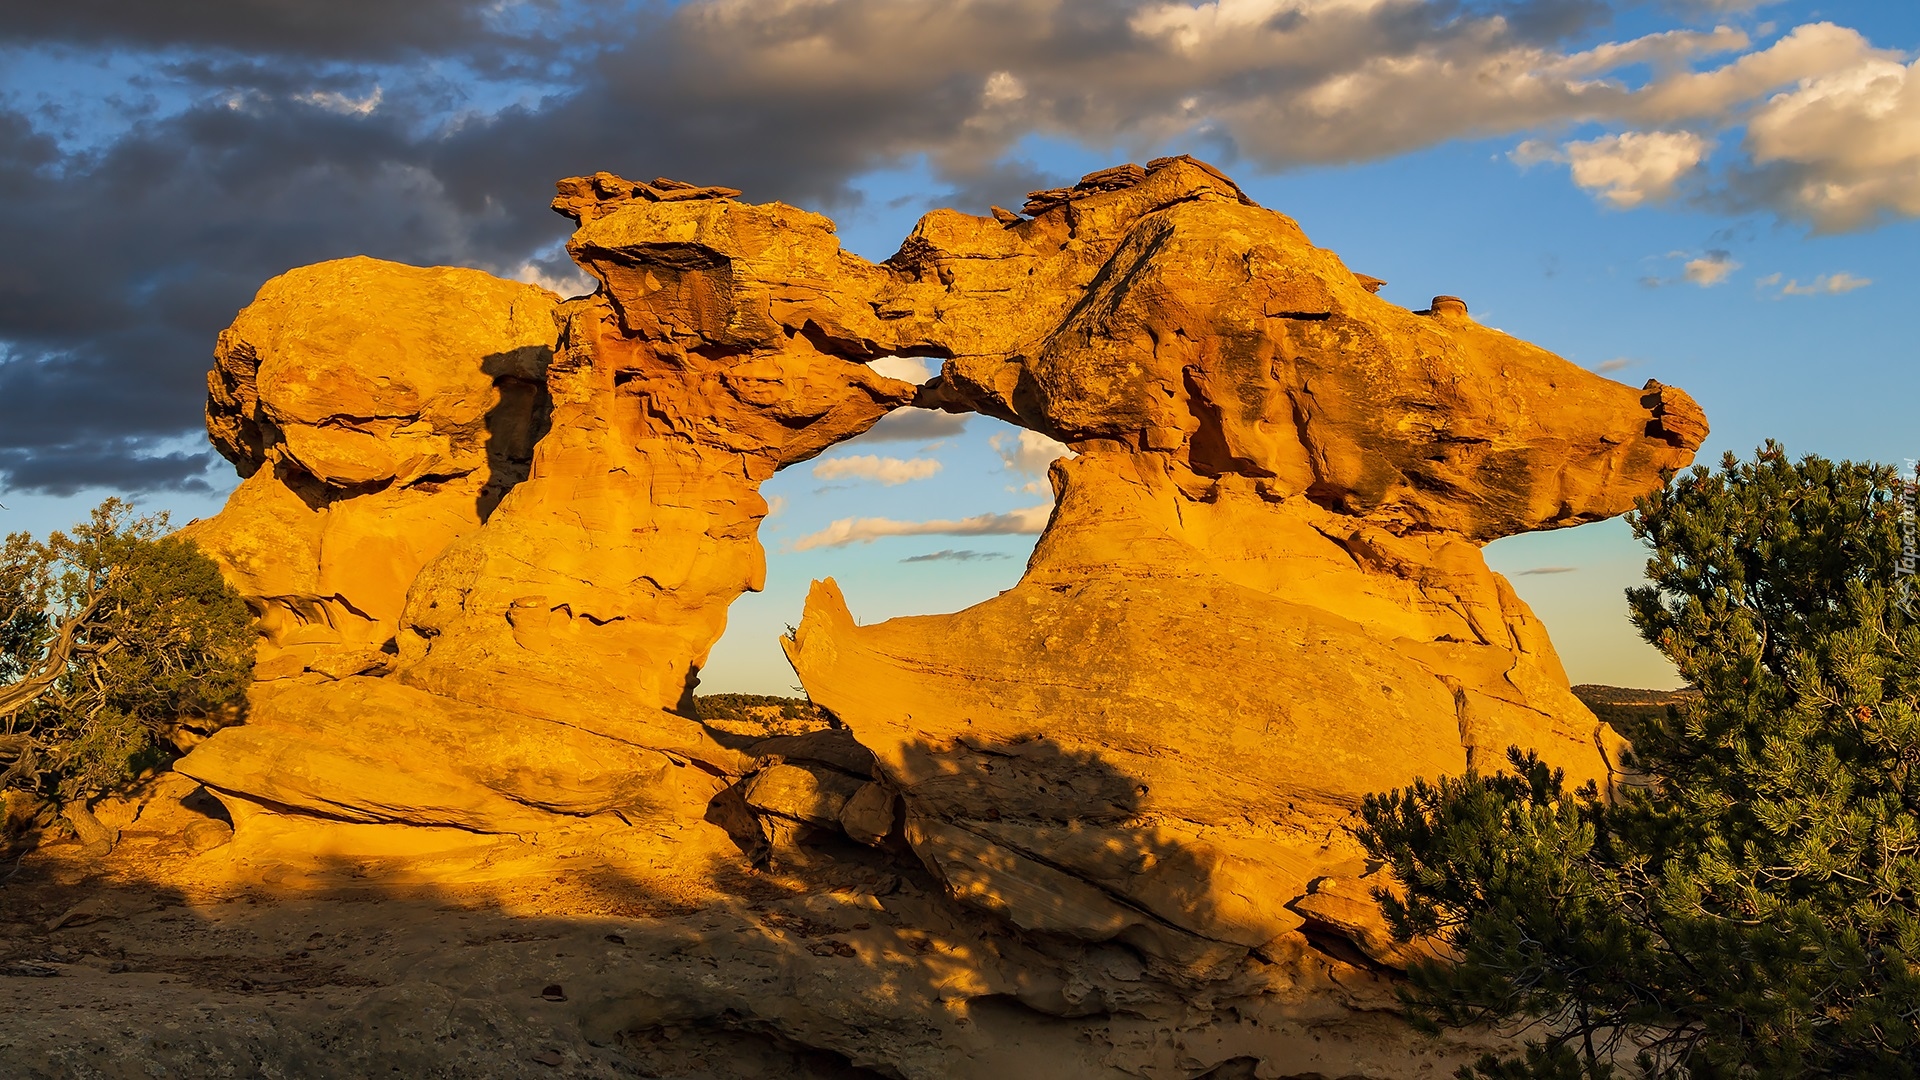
[711, 728, 1296, 991]
[0, 797, 914, 1078]
[0, 731, 1458, 1079]
[476, 345, 554, 522]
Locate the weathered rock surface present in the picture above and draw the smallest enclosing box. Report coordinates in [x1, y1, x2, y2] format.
[187, 257, 559, 671]
[783, 157, 1703, 979]
[393, 187, 919, 729]
[165, 158, 1707, 1077]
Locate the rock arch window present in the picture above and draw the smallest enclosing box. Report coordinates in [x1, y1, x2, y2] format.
[699, 380, 1068, 696]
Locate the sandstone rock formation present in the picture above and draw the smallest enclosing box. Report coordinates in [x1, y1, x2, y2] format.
[169, 157, 1705, 1077]
[783, 157, 1703, 973]
[188, 257, 559, 678]
[394, 183, 920, 728]
[180, 180, 924, 835]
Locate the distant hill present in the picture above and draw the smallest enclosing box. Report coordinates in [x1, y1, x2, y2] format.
[1571, 684, 1698, 742]
[692, 693, 833, 738]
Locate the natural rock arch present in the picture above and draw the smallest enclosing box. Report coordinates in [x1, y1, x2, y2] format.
[170, 156, 1707, 1077]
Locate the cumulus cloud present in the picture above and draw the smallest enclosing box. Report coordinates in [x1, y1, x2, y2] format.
[810, 454, 943, 485]
[790, 504, 1052, 551]
[1739, 54, 1920, 231]
[900, 549, 1012, 563]
[1757, 271, 1873, 297]
[511, 255, 596, 298]
[1683, 250, 1740, 286]
[868, 356, 937, 384]
[1524, 130, 1712, 208]
[1641, 248, 1739, 288]
[992, 428, 1073, 473]
[1508, 23, 1912, 221]
[990, 429, 1074, 494]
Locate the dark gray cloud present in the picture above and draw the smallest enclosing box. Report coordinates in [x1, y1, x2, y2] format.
[0, 0, 544, 59]
[0, 443, 219, 496]
[848, 411, 972, 445]
[901, 549, 1013, 563]
[0, 91, 515, 494]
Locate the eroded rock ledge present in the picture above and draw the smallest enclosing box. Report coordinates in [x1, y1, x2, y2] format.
[173, 157, 1705, 1078]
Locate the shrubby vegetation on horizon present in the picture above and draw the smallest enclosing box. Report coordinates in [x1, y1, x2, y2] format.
[1, 499, 253, 851]
[1362, 443, 1920, 1078]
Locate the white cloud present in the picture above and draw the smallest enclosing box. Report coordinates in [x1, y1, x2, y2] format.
[810, 454, 942, 485]
[1558, 131, 1713, 208]
[990, 429, 1073, 476]
[1641, 248, 1741, 287]
[1765, 271, 1873, 296]
[766, 495, 788, 519]
[1516, 566, 1579, 575]
[510, 259, 594, 297]
[1625, 23, 1878, 124]
[1594, 358, 1635, 374]
[868, 356, 936, 383]
[982, 71, 1027, 106]
[1510, 139, 1563, 168]
[1683, 251, 1740, 286]
[791, 504, 1052, 551]
[1742, 53, 1920, 230]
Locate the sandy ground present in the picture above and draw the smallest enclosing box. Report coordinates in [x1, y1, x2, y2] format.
[0, 764, 1471, 1080]
[0, 775, 925, 1080]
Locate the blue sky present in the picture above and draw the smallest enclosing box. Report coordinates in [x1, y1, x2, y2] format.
[3, 0, 1916, 693]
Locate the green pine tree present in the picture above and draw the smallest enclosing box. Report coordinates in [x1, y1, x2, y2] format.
[1, 499, 254, 851]
[1359, 444, 1920, 1078]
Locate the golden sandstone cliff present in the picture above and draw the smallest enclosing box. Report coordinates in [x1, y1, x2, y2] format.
[168, 158, 1706, 1077]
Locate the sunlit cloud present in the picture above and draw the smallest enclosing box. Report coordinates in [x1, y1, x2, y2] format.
[1519, 131, 1711, 209]
[991, 430, 1071, 474]
[810, 453, 942, 485]
[790, 504, 1051, 551]
[295, 86, 384, 116]
[1683, 251, 1740, 286]
[868, 356, 936, 384]
[1757, 271, 1874, 297]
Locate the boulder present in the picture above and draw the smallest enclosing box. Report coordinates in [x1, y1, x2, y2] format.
[186, 257, 559, 667]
